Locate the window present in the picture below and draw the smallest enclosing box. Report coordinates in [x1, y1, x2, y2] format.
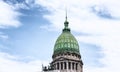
[76, 63, 78, 70]
[68, 62, 71, 69]
[72, 63, 74, 69]
[64, 43, 67, 47]
[64, 62, 66, 69]
[68, 43, 70, 47]
[68, 39, 69, 42]
[61, 62, 63, 70]
[61, 44, 63, 48]
[57, 63, 59, 69]
[71, 44, 73, 48]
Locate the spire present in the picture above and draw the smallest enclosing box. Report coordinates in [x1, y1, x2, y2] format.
[64, 8, 69, 29]
[65, 8, 68, 22]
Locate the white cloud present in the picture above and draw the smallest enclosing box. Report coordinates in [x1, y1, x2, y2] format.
[0, 52, 49, 72]
[35, 0, 120, 72]
[0, 32, 8, 40]
[0, 1, 21, 28]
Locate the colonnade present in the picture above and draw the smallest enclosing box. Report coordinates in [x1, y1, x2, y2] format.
[53, 61, 79, 70]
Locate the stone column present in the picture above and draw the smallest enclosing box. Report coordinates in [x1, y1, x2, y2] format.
[68, 62, 71, 70]
[74, 63, 76, 70]
[70, 62, 71, 70]
[71, 62, 73, 70]
[59, 62, 61, 70]
[72, 62, 75, 70]
[57, 62, 59, 70]
[56, 64, 57, 70]
[61, 62, 63, 70]
[76, 63, 78, 70]
[54, 64, 56, 70]
[62, 62, 65, 70]
[66, 61, 68, 70]
[55, 63, 57, 70]
[56, 63, 57, 70]
[64, 62, 67, 70]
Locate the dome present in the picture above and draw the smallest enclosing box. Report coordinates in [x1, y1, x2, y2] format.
[53, 20, 80, 55]
[53, 30, 80, 55]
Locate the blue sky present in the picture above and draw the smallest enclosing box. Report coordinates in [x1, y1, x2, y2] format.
[0, 0, 120, 72]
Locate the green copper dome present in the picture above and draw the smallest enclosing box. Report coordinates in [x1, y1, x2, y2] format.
[53, 17, 80, 55]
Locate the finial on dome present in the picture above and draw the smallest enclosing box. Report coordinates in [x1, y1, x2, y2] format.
[63, 8, 70, 32]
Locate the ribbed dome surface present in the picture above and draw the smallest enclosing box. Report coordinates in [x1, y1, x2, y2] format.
[53, 29, 80, 55]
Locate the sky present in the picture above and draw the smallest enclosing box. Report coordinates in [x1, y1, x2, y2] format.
[0, 0, 120, 72]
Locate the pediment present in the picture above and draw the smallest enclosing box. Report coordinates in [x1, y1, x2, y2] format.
[51, 56, 81, 64]
[58, 57, 66, 61]
[53, 57, 69, 62]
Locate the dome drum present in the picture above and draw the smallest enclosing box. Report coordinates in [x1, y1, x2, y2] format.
[52, 52, 81, 59]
